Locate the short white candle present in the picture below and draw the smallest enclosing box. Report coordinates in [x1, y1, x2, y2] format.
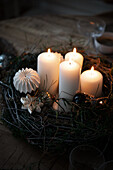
[80, 66, 103, 97]
[59, 59, 80, 111]
[65, 48, 83, 68]
[37, 49, 59, 95]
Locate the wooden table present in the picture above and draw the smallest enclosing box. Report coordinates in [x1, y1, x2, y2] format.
[0, 15, 113, 170]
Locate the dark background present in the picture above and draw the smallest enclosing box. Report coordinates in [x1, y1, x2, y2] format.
[0, 0, 113, 20]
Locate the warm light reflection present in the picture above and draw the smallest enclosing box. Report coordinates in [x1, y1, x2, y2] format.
[99, 101, 103, 104]
[90, 21, 94, 25]
[47, 48, 51, 53]
[73, 48, 76, 53]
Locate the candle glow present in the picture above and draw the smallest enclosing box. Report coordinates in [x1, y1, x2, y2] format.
[80, 67, 103, 97]
[91, 66, 94, 71]
[65, 48, 83, 68]
[47, 48, 51, 53]
[73, 48, 76, 53]
[91, 66, 94, 76]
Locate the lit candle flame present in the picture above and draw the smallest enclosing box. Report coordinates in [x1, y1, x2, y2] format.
[91, 66, 94, 71]
[73, 48, 76, 53]
[91, 66, 94, 75]
[47, 48, 51, 53]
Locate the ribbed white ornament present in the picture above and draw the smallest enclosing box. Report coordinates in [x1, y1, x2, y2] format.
[13, 68, 40, 93]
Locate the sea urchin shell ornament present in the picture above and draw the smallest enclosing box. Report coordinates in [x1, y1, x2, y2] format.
[13, 68, 40, 93]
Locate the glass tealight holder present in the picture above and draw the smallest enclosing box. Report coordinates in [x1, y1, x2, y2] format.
[98, 160, 113, 170]
[68, 145, 105, 170]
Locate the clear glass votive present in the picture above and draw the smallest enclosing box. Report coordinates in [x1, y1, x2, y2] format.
[68, 145, 105, 170]
[98, 160, 113, 170]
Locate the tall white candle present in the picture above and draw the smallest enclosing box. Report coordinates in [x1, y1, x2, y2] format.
[65, 48, 83, 68]
[37, 49, 59, 95]
[80, 66, 103, 97]
[59, 59, 80, 111]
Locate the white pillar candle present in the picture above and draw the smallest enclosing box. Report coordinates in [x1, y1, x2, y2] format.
[37, 49, 59, 95]
[65, 48, 83, 68]
[80, 66, 103, 97]
[59, 59, 80, 111]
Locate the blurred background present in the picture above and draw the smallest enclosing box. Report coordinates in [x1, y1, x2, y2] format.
[0, 0, 113, 20]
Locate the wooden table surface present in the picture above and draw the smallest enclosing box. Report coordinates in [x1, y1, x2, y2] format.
[0, 15, 113, 170]
[0, 15, 113, 55]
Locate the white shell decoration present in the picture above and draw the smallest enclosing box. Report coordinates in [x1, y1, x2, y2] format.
[13, 68, 40, 93]
[20, 94, 43, 114]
